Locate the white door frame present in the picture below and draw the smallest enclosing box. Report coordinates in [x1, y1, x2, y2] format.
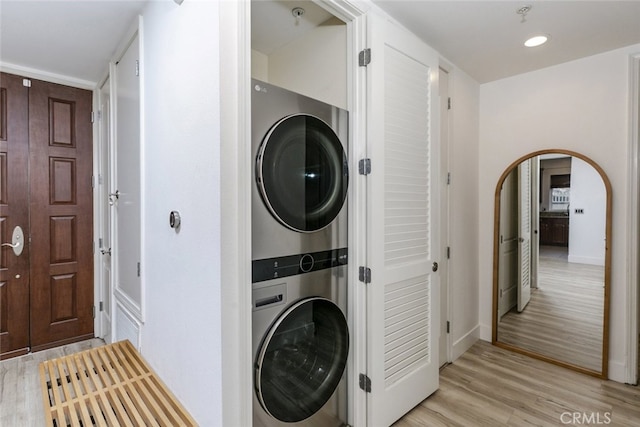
[627, 52, 640, 385]
[439, 63, 452, 366]
[92, 17, 143, 347]
[93, 74, 114, 342]
[219, 1, 367, 426]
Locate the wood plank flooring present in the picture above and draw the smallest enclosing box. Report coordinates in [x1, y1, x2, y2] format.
[2, 338, 639, 426]
[394, 341, 640, 427]
[0, 338, 104, 426]
[497, 246, 604, 372]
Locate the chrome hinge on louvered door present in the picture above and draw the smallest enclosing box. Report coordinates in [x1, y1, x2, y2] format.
[359, 266, 371, 284]
[359, 374, 371, 393]
[359, 48, 371, 67]
[359, 158, 371, 175]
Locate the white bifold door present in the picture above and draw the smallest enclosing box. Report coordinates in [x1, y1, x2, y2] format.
[366, 12, 440, 427]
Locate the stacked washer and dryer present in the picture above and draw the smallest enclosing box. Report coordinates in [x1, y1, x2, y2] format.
[251, 79, 350, 427]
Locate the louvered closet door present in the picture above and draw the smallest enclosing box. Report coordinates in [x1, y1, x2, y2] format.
[366, 12, 440, 427]
[517, 159, 532, 312]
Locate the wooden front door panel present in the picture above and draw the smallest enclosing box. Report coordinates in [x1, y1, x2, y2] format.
[0, 73, 30, 358]
[29, 79, 94, 351]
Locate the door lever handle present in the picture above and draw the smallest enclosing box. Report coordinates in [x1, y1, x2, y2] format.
[2, 225, 24, 256]
[100, 247, 112, 256]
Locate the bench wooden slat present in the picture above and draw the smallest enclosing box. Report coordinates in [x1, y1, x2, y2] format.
[39, 340, 198, 427]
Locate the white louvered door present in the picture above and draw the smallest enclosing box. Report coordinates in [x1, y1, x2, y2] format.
[517, 159, 532, 311]
[366, 12, 440, 427]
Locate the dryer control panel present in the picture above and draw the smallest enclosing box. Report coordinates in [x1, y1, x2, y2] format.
[252, 248, 347, 283]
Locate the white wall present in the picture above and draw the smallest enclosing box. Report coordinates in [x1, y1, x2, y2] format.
[479, 43, 640, 382]
[251, 49, 268, 81]
[140, 1, 222, 424]
[266, 17, 347, 109]
[447, 66, 481, 359]
[568, 157, 607, 265]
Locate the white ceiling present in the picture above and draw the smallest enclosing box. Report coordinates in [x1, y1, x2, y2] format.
[0, 0, 148, 85]
[2, 1, 640, 85]
[372, 0, 640, 83]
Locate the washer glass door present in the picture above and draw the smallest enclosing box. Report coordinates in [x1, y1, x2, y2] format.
[257, 114, 348, 232]
[255, 297, 349, 423]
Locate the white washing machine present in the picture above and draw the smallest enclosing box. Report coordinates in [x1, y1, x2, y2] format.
[251, 80, 350, 426]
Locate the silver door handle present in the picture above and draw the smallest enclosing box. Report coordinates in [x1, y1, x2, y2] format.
[2, 225, 24, 256]
[108, 190, 120, 205]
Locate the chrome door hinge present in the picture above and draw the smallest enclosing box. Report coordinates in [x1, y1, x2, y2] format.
[359, 374, 371, 392]
[137, 262, 141, 277]
[22, 79, 31, 88]
[447, 246, 450, 259]
[359, 48, 371, 67]
[446, 321, 450, 334]
[447, 172, 451, 185]
[359, 158, 371, 175]
[359, 266, 371, 284]
[135, 60, 140, 76]
[91, 111, 95, 123]
[93, 306, 96, 319]
[99, 301, 104, 312]
[448, 97, 452, 110]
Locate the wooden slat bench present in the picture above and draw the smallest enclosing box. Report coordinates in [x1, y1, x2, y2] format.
[39, 340, 198, 427]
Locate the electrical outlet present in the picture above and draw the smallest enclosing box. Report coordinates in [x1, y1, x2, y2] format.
[575, 208, 585, 214]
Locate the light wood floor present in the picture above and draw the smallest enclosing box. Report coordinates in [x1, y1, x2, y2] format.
[394, 341, 640, 427]
[2, 338, 638, 427]
[498, 246, 604, 372]
[0, 338, 104, 426]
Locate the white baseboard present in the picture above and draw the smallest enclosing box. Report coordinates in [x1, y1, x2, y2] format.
[608, 359, 628, 384]
[478, 323, 492, 341]
[115, 301, 142, 350]
[567, 254, 604, 266]
[452, 325, 480, 361]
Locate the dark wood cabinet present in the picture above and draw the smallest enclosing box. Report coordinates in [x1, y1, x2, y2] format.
[539, 216, 569, 246]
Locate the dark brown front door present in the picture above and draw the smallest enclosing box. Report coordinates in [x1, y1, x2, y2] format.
[0, 73, 30, 358]
[0, 73, 94, 358]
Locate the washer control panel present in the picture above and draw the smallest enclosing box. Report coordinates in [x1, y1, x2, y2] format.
[252, 248, 347, 283]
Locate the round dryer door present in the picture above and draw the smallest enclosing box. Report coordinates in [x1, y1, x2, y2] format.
[256, 114, 348, 232]
[255, 297, 349, 423]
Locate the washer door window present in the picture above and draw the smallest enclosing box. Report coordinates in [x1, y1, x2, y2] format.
[255, 297, 349, 423]
[257, 114, 348, 232]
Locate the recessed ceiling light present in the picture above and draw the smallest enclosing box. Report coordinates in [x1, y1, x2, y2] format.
[525, 35, 549, 47]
